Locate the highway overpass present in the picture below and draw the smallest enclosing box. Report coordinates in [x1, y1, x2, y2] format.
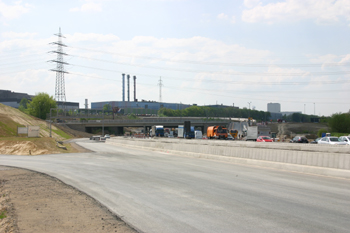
[59, 117, 247, 135]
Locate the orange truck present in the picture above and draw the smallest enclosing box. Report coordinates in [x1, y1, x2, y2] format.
[207, 126, 228, 139]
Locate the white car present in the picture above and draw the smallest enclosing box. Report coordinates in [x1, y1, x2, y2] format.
[318, 137, 347, 145]
[338, 136, 350, 145]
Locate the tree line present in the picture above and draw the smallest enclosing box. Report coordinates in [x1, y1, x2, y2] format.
[158, 106, 271, 121]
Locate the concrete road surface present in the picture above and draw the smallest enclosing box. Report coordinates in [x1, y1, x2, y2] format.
[1, 138, 350, 233]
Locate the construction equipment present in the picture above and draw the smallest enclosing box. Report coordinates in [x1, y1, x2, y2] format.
[229, 129, 238, 139]
[207, 126, 228, 139]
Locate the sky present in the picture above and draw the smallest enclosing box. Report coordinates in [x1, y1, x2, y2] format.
[0, 0, 350, 116]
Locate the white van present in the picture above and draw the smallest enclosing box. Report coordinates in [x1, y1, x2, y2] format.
[195, 130, 202, 139]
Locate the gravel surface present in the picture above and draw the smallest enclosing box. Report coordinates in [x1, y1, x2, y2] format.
[0, 166, 137, 233]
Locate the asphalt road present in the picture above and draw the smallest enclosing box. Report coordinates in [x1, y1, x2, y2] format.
[1, 138, 350, 233]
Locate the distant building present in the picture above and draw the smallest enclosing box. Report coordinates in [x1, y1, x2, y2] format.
[267, 103, 281, 113]
[57, 101, 80, 110]
[91, 100, 191, 111]
[0, 89, 79, 109]
[269, 112, 283, 120]
[0, 89, 33, 108]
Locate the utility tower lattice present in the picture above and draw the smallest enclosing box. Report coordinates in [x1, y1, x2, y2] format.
[49, 28, 69, 104]
[158, 77, 163, 103]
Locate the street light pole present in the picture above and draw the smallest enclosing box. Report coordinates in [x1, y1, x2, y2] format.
[102, 109, 104, 136]
[247, 102, 252, 126]
[49, 108, 52, 137]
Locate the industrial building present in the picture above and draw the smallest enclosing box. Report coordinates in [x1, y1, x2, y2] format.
[267, 103, 281, 113]
[91, 74, 192, 113]
[0, 90, 34, 108]
[57, 101, 79, 109]
[91, 100, 191, 113]
[0, 89, 79, 109]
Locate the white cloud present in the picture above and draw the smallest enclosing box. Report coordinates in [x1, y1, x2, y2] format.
[66, 33, 120, 43]
[0, 0, 31, 20]
[109, 36, 271, 64]
[2, 31, 37, 38]
[242, 0, 350, 25]
[70, 1, 102, 12]
[217, 13, 235, 24]
[339, 54, 350, 64]
[243, 0, 261, 8]
[217, 13, 228, 20]
[231, 16, 236, 24]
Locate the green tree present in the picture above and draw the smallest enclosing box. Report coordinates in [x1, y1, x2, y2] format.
[103, 104, 111, 111]
[27, 93, 57, 120]
[18, 98, 29, 112]
[328, 113, 350, 133]
[19, 98, 28, 109]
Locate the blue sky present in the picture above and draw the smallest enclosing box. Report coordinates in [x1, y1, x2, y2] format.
[1, 0, 350, 116]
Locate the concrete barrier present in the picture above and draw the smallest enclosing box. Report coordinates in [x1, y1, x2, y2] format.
[106, 137, 350, 178]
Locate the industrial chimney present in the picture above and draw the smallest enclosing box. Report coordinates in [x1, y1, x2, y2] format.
[133, 75, 137, 102]
[127, 74, 130, 102]
[122, 74, 125, 102]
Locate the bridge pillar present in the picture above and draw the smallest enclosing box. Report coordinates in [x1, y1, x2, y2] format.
[115, 127, 124, 136]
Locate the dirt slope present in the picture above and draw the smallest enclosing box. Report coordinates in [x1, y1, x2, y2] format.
[269, 122, 329, 139]
[0, 103, 70, 140]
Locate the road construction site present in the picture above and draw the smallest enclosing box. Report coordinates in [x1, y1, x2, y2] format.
[107, 137, 350, 179]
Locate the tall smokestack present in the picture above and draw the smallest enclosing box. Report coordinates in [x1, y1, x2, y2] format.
[127, 74, 130, 102]
[85, 99, 88, 109]
[122, 74, 125, 102]
[133, 75, 136, 102]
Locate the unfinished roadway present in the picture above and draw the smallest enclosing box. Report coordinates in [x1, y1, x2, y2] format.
[1, 138, 350, 232]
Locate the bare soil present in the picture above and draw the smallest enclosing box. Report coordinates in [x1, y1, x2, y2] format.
[0, 166, 137, 233]
[0, 138, 79, 156]
[269, 122, 329, 139]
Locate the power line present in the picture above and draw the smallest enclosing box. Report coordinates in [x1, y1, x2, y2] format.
[68, 54, 350, 76]
[68, 46, 350, 68]
[68, 63, 350, 86]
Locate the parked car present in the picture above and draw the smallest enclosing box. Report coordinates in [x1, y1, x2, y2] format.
[339, 136, 350, 145]
[310, 137, 321, 144]
[256, 136, 273, 142]
[290, 136, 309, 143]
[104, 134, 110, 139]
[90, 135, 101, 141]
[318, 137, 347, 145]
